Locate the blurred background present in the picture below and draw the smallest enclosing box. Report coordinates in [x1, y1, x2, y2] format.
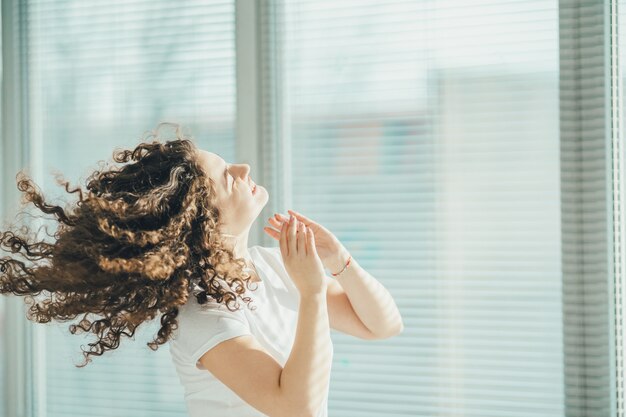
[1, 0, 626, 416]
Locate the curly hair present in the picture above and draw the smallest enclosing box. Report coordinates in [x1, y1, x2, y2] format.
[0, 123, 261, 367]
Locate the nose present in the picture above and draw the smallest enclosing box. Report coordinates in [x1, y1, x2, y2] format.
[237, 164, 252, 185]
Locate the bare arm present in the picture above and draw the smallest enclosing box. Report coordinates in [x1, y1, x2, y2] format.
[279, 291, 333, 417]
[198, 291, 332, 417]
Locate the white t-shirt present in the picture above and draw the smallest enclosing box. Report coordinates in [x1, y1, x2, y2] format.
[169, 245, 332, 417]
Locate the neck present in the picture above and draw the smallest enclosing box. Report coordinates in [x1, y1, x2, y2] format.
[222, 232, 252, 262]
[222, 233, 260, 282]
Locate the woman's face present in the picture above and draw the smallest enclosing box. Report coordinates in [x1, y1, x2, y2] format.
[195, 149, 267, 236]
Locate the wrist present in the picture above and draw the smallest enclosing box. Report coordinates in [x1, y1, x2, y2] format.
[326, 248, 351, 276]
[299, 288, 327, 299]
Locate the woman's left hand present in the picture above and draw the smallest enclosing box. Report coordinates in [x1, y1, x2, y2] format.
[264, 209, 349, 273]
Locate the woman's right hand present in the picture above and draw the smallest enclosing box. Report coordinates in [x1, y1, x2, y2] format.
[279, 214, 327, 296]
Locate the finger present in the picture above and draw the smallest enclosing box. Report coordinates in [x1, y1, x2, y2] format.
[298, 221, 306, 255]
[279, 218, 287, 256]
[306, 226, 315, 255]
[307, 225, 317, 255]
[268, 216, 286, 229]
[289, 215, 297, 256]
[263, 226, 279, 241]
[304, 225, 310, 256]
[273, 213, 289, 224]
[287, 209, 317, 228]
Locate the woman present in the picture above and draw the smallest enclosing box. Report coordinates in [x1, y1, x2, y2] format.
[0, 123, 402, 417]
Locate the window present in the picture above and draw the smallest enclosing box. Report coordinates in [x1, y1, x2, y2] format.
[21, 1, 236, 416]
[263, 1, 563, 415]
[2, 0, 622, 415]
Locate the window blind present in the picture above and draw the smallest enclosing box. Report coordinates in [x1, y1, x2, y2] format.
[260, 1, 579, 416]
[20, 1, 237, 416]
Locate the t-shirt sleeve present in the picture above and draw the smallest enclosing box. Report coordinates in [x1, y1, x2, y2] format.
[175, 300, 253, 371]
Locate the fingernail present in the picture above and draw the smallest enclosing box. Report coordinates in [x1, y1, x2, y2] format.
[290, 214, 294, 223]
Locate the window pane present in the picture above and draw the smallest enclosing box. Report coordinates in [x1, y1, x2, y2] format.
[23, 1, 236, 416]
[265, 1, 561, 415]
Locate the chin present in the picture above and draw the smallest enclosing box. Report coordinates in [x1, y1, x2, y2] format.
[255, 190, 268, 208]
[252, 185, 266, 199]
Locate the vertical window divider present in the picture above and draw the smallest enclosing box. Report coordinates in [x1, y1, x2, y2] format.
[236, 0, 266, 245]
[611, 0, 625, 415]
[560, 0, 620, 415]
[258, 0, 293, 239]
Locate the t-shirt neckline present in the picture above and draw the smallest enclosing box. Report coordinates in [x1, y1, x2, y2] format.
[248, 246, 266, 286]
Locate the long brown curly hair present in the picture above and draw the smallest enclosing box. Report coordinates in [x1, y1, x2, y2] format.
[0, 124, 260, 367]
